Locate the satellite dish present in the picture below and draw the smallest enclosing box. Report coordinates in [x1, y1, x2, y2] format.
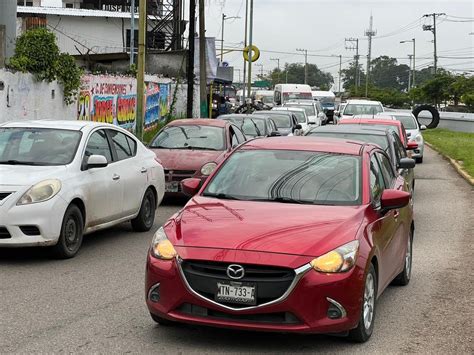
[222, 61, 229, 67]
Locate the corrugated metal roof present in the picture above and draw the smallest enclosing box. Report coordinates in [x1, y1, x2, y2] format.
[17, 6, 157, 19]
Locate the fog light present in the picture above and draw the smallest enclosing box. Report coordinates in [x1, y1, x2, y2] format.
[148, 283, 161, 303]
[326, 297, 346, 319]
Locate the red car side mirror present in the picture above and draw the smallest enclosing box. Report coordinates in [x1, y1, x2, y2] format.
[381, 190, 411, 211]
[181, 178, 201, 197]
[406, 141, 418, 150]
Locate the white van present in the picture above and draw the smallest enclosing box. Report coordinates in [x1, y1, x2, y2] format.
[274, 84, 313, 106]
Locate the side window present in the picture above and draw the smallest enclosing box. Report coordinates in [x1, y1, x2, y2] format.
[393, 133, 407, 159]
[229, 128, 239, 148]
[85, 130, 113, 163]
[230, 127, 245, 147]
[370, 155, 385, 206]
[274, 91, 281, 105]
[376, 152, 395, 188]
[109, 130, 134, 161]
[233, 126, 246, 143]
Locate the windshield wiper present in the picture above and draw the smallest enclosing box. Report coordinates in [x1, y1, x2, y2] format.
[0, 160, 43, 166]
[268, 197, 308, 204]
[184, 146, 219, 151]
[202, 192, 243, 200]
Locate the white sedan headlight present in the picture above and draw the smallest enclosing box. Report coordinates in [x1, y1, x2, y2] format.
[413, 134, 423, 143]
[201, 162, 218, 176]
[17, 179, 62, 206]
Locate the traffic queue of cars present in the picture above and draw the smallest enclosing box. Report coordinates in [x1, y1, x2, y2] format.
[0, 99, 425, 342]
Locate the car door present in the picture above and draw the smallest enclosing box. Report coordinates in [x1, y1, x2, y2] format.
[368, 153, 400, 292]
[376, 151, 407, 283]
[81, 129, 123, 227]
[107, 129, 146, 217]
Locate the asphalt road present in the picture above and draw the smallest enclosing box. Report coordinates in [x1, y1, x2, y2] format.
[1, 147, 473, 354]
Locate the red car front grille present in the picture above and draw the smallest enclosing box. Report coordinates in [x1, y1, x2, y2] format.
[181, 260, 295, 309]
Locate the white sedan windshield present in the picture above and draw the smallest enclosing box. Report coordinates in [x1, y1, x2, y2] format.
[0, 128, 82, 166]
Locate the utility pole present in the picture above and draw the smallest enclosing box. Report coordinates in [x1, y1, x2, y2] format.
[186, 0, 196, 118]
[246, 0, 254, 98]
[296, 48, 308, 84]
[407, 54, 412, 91]
[135, 0, 147, 141]
[345, 38, 359, 95]
[338, 54, 342, 94]
[242, 0, 249, 101]
[401, 38, 416, 88]
[220, 14, 240, 64]
[256, 63, 264, 77]
[221, 14, 226, 65]
[199, 0, 207, 117]
[365, 14, 377, 98]
[270, 57, 280, 84]
[423, 13, 445, 75]
[130, 0, 135, 66]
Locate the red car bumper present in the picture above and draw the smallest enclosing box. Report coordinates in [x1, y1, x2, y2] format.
[145, 247, 366, 334]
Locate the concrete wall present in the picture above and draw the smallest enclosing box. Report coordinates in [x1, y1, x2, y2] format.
[0, 69, 200, 127]
[0, 0, 17, 60]
[0, 69, 75, 122]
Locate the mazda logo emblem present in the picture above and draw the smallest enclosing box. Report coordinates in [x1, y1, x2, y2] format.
[227, 264, 245, 280]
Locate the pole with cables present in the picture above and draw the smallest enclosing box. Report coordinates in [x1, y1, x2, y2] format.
[135, 0, 146, 140]
[242, 0, 249, 101]
[246, 0, 254, 99]
[186, 0, 196, 118]
[130, 0, 135, 66]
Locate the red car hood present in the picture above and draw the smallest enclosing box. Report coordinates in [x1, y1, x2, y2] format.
[166, 196, 366, 257]
[150, 149, 225, 171]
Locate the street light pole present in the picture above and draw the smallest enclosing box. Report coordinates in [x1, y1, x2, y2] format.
[401, 38, 416, 88]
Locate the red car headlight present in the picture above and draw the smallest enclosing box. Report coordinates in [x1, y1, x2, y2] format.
[310, 240, 359, 273]
[151, 227, 177, 260]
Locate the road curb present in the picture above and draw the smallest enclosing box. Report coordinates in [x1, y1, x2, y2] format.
[425, 142, 474, 186]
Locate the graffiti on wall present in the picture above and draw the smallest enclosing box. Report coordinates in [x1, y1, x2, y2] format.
[77, 75, 170, 131]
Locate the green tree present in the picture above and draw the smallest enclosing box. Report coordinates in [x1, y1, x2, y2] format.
[370, 56, 410, 91]
[261, 63, 333, 89]
[8, 28, 82, 104]
[341, 61, 366, 93]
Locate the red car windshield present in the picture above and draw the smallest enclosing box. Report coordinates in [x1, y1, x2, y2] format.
[204, 150, 362, 205]
[150, 125, 225, 151]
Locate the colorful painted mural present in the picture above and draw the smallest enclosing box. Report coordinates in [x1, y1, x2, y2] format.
[77, 75, 170, 131]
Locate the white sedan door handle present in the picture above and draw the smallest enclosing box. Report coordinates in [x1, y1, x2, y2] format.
[112, 174, 121, 181]
[140, 167, 148, 174]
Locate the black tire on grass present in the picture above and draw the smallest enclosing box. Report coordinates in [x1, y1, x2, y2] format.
[412, 105, 440, 129]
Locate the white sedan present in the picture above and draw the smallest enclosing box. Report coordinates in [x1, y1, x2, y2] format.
[0, 120, 165, 258]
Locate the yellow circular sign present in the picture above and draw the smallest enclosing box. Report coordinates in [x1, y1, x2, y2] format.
[243, 45, 260, 62]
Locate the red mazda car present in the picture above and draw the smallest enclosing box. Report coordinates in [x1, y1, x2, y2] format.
[145, 137, 415, 342]
[339, 116, 408, 147]
[149, 119, 246, 197]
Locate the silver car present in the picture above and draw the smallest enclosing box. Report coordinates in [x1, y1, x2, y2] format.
[387, 112, 426, 163]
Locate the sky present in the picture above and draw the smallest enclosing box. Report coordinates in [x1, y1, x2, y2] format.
[203, 0, 474, 88]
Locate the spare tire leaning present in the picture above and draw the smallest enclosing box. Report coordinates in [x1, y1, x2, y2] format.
[412, 105, 440, 129]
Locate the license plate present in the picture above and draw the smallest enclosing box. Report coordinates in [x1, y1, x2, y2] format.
[165, 182, 179, 193]
[216, 282, 257, 305]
